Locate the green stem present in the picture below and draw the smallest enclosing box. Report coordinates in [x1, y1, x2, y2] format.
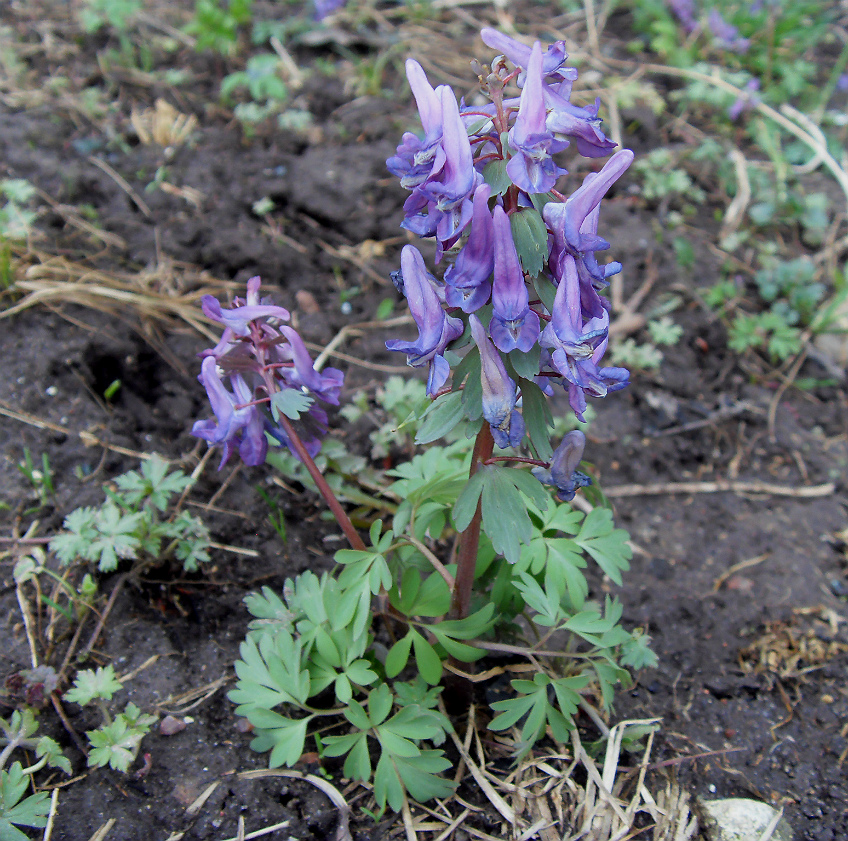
[277, 415, 366, 552]
[449, 424, 493, 621]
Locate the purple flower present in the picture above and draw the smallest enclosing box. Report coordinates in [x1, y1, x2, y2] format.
[444, 184, 494, 313]
[708, 9, 750, 53]
[489, 206, 540, 353]
[479, 27, 616, 160]
[385, 246, 463, 395]
[201, 276, 290, 337]
[313, 0, 346, 19]
[276, 326, 344, 405]
[401, 85, 479, 256]
[544, 94, 618, 159]
[469, 314, 524, 449]
[192, 358, 267, 468]
[193, 278, 344, 468]
[479, 28, 571, 84]
[540, 254, 609, 368]
[387, 60, 446, 190]
[531, 430, 592, 501]
[544, 148, 633, 317]
[728, 78, 760, 120]
[506, 42, 568, 194]
[667, 0, 698, 33]
[540, 254, 628, 422]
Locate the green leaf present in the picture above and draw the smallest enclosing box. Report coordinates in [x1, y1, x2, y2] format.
[270, 389, 314, 422]
[482, 159, 511, 196]
[385, 632, 413, 679]
[230, 630, 310, 711]
[411, 631, 443, 685]
[508, 345, 540, 381]
[451, 471, 486, 533]
[64, 665, 123, 706]
[518, 379, 554, 461]
[415, 392, 465, 444]
[509, 208, 548, 277]
[0, 764, 49, 835]
[115, 455, 192, 511]
[575, 508, 632, 585]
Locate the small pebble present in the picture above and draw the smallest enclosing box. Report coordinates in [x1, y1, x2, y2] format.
[160, 715, 187, 736]
[46, 385, 58, 396]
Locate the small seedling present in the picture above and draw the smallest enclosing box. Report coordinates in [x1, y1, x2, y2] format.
[64, 666, 157, 772]
[17, 449, 54, 509]
[50, 455, 211, 573]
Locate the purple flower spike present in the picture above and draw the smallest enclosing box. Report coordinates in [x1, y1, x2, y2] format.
[531, 430, 592, 501]
[192, 358, 266, 468]
[444, 184, 494, 313]
[277, 326, 344, 406]
[489, 206, 540, 353]
[469, 314, 525, 449]
[385, 246, 463, 395]
[507, 42, 568, 194]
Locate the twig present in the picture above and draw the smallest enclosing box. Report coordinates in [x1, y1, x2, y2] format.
[767, 346, 808, 442]
[712, 553, 769, 592]
[720, 149, 751, 241]
[41, 788, 60, 841]
[439, 700, 517, 825]
[603, 479, 834, 498]
[404, 535, 455, 590]
[87, 156, 151, 217]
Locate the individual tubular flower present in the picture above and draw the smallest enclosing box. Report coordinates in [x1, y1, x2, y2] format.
[506, 42, 568, 194]
[386, 60, 446, 190]
[402, 85, 479, 254]
[201, 275, 290, 338]
[479, 28, 571, 84]
[385, 245, 463, 396]
[489, 205, 540, 353]
[192, 358, 267, 468]
[544, 148, 634, 317]
[444, 183, 494, 313]
[276, 326, 344, 405]
[540, 254, 628, 422]
[531, 430, 592, 501]
[469, 314, 524, 449]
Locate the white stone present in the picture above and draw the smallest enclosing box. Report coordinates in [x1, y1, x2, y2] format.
[700, 798, 793, 841]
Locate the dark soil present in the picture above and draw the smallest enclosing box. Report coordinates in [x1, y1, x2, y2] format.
[1, 2, 846, 840]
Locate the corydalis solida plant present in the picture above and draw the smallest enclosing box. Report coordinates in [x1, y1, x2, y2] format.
[193, 29, 653, 813]
[386, 29, 632, 619]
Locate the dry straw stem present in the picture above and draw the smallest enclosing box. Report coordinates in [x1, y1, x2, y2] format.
[1, 249, 237, 342]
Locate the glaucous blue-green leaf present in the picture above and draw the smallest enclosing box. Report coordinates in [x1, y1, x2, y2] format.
[509, 208, 548, 277]
[416, 391, 465, 444]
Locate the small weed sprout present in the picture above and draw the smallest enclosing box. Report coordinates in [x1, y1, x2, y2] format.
[63, 666, 157, 772]
[50, 455, 211, 573]
[0, 708, 70, 838]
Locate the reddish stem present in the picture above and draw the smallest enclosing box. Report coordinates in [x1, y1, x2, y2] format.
[449, 423, 494, 621]
[277, 415, 366, 552]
